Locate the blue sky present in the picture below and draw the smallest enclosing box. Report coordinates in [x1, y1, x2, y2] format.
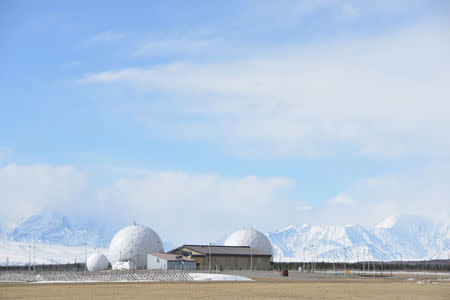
[1, 0, 449, 244]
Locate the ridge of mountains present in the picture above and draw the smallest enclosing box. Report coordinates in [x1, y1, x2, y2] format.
[3, 209, 117, 248]
[1, 210, 449, 263]
[268, 214, 450, 261]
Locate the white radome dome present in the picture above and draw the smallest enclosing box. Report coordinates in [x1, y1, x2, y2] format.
[87, 252, 109, 272]
[224, 227, 273, 257]
[108, 222, 163, 269]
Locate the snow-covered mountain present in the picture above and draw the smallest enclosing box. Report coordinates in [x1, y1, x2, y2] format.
[1, 211, 449, 264]
[5, 209, 118, 248]
[0, 210, 177, 265]
[268, 214, 450, 262]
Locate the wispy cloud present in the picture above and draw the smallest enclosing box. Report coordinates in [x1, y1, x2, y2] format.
[0, 163, 90, 227]
[83, 31, 125, 46]
[338, 3, 359, 20]
[0, 147, 12, 164]
[80, 19, 450, 158]
[297, 161, 450, 225]
[296, 204, 313, 213]
[327, 193, 354, 205]
[2, 161, 448, 236]
[134, 33, 220, 57]
[0, 163, 296, 243]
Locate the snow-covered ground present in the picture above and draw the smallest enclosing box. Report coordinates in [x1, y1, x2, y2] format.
[0, 240, 107, 265]
[189, 273, 253, 281]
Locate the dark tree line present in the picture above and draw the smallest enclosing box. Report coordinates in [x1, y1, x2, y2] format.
[271, 259, 450, 271]
[0, 263, 86, 272]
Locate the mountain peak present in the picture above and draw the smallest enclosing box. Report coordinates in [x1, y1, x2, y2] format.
[6, 209, 116, 247]
[275, 225, 296, 233]
[375, 215, 399, 229]
[268, 214, 449, 261]
[375, 214, 431, 229]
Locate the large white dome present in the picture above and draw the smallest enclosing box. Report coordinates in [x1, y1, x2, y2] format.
[108, 222, 163, 269]
[224, 227, 273, 257]
[87, 252, 109, 272]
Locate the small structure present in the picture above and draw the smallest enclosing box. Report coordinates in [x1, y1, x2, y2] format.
[147, 253, 197, 270]
[86, 252, 110, 272]
[168, 245, 271, 270]
[112, 260, 134, 270]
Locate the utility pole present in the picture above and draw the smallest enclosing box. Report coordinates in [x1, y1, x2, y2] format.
[303, 249, 305, 271]
[363, 249, 365, 274]
[28, 245, 31, 272]
[315, 245, 318, 272]
[373, 259, 375, 280]
[344, 247, 347, 273]
[84, 243, 87, 271]
[208, 242, 211, 273]
[313, 245, 316, 272]
[131, 240, 135, 270]
[250, 245, 253, 272]
[400, 252, 403, 269]
[33, 245, 36, 272]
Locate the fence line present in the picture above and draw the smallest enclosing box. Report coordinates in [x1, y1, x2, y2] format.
[0, 270, 193, 283]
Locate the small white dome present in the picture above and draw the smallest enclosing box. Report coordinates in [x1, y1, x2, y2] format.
[87, 252, 109, 272]
[108, 222, 163, 269]
[225, 227, 273, 257]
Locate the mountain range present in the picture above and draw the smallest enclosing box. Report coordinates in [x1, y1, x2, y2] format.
[0, 210, 449, 264]
[5, 209, 117, 248]
[268, 214, 450, 262]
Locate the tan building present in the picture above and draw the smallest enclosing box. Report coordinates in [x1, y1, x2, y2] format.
[168, 245, 271, 270]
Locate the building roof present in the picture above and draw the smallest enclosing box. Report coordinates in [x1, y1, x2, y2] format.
[148, 252, 196, 262]
[168, 245, 271, 256]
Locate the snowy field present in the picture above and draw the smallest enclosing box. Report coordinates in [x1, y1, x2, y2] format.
[189, 273, 253, 281]
[0, 241, 106, 265]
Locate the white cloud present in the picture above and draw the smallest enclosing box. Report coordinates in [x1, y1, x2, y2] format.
[1, 162, 449, 239]
[352, 162, 450, 221]
[83, 31, 125, 46]
[97, 172, 295, 243]
[339, 3, 359, 19]
[0, 164, 90, 227]
[0, 164, 296, 243]
[296, 204, 313, 213]
[134, 34, 219, 57]
[298, 161, 450, 226]
[327, 193, 354, 205]
[80, 19, 450, 158]
[0, 147, 12, 164]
